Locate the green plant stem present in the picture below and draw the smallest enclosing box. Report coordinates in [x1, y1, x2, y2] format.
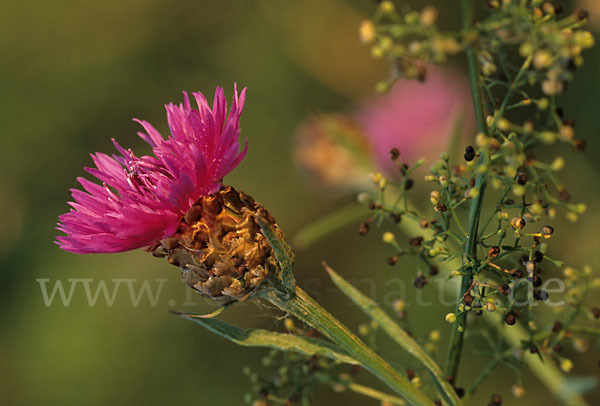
[444, 0, 489, 383]
[291, 205, 589, 405]
[464, 357, 501, 401]
[265, 287, 434, 406]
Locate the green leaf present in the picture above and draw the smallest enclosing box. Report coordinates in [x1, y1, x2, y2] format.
[178, 313, 359, 365]
[291, 204, 368, 251]
[324, 262, 462, 406]
[257, 216, 295, 293]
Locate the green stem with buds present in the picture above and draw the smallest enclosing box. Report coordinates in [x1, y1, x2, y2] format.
[444, 0, 489, 383]
[265, 286, 434, 406]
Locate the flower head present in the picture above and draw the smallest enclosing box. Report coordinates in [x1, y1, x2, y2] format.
[293, 68, 474, 193]
[57, 86, 247, 254]
[151, 186, 284, 304]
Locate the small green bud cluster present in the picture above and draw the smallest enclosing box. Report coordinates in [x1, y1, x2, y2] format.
[360, 3, 464, 87]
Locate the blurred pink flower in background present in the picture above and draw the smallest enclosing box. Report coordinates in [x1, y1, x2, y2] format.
[356, 68, 474, 174]
[294, 68, 474, 192]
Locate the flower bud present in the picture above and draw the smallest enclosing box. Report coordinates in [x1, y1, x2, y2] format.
[512, 384, 525, 398]
[379, 1, 395, 14]
[284, 318, 295, 332]
[420, 6, 438, 26]
[382, 232, 396, 244]
[511, 217, 526, 229]
[393, 299, 405, 313]
[369, 172, 382, 184]
[551, 156, 565, 171]
[357, 192, 371, 204]
[560, 358, 573, 373]
[534, 50, 553, 69]
[359, 20, 376, 44]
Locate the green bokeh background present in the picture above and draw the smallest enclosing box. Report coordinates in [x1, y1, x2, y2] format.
[1, 0, 599, 404]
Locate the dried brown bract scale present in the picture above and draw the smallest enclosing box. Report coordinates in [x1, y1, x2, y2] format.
[151, 185, 283, 305]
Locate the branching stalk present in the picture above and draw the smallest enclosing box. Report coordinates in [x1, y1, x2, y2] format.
[444, 0, 489, 382]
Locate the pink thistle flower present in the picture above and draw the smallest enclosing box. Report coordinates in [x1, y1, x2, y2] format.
[56, 86, 247, 254]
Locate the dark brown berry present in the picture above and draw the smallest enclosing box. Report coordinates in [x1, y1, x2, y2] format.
[464, 146, 476, 161]
[558, 187, 571, 201]
[389, 213, 402, 223]
[409, 236, 424, 246]
[573, 139, 587, 152]
[414, 274, 428, 289]
[552, 321, 563, 333]
[359, 222, 370, 236]
[389, 147, 400, 161]
[499, 284, 511, 295]
[517, 172, 527, 185]
[387, 256, 398, 266]
[490, 394, 502, 406]
[429, 266, 439, 276]
[511, 269, 524, 279]
[488, 246, 500, 258]
[577, 9, 589, 21]
[528, 274, 542, 287]
[505, 311, 517, 325]
[463, 294, 474, 306]
[435, 203, 447, 213]
[533, 289, 548, 301]
[591, 307, 600, 319]
[542, 225, 554, 237]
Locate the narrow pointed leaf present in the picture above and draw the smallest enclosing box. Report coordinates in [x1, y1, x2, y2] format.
[324, 262, 462, 406]
[292, 203, 368, 250]
[179, 313, 359, 365]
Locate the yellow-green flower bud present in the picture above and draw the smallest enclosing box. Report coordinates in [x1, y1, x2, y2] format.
[379, 0, 395, 14]
[359, 20, 376, 44]
[551, 157, 565, 171]
[560, 358, 573, 373]
[382, 232, 395, 244]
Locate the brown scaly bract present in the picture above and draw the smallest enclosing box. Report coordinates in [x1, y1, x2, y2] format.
[151, 186, 283, 305]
